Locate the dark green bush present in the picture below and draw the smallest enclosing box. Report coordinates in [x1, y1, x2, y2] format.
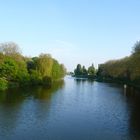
[0, 77, 8, 91]
[42, 76, 52, 86]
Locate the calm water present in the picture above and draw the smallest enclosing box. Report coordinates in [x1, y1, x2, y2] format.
[0, 76, 140, 140]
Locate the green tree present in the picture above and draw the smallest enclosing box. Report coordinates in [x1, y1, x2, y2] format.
[36, 54, 53, 78]
[132, 40, 140, 55]
[88, 64, 95, 76]
[0, 42, 21, 55]
[30, 70, 42, 85]
[59, 64, 66, 78]
[0, 58, 18, 81]
[97, 41, 140, 84]
[51, 60, 60, 79]
[0, 77, 8, 90]
[0, 42, 66, 89]
[74, 64, 82, 76]
[82, 66, 88, 75]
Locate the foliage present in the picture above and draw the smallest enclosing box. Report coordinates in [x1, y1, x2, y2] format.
[97, 41, 140, 84]
[0, 77, 8, 91]
[42, 76, 52, 86]
[74, 64, 95, 77]
[74, 64, 83, 76]
[0, 58, 18, 81]
[30, 70, 42, 85]
[0, 42, 21, 55]
[132, 40, 140, 55]
[88, 64, 95, 76]
[59, 64, 66, 78]
[51, 60, 61, 79]
[0, 42, 66, 90]
[36, 54, 53, 78]
[82, 66, 88, 75]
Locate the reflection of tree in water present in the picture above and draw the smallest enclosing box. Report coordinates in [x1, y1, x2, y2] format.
[74, 78, 86, 85]
[33, 80, 64, 100]
[74, 78, 94, 85]
[87, 79, 95, 85]
[128, 90, 140, 139]
[0, 80, 64, 104]
[26, 79, 65, 123]
[0, 80, 65, 138]
[0, 89, 26, 138]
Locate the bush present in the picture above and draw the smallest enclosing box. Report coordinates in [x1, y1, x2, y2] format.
[42, 76, 52, 86]
[30, 70, 42, 85]
[0, 77, 8, 91]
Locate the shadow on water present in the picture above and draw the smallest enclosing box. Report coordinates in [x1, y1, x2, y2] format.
[74, 79, 140, 140]
[124, 88, 140, 140]
[74, 78, 95, 84]
[1, 77, 140, 140]
[119, 85, 140, 140]
[0, 80, 65, 139]
[0, 80, 65, 104]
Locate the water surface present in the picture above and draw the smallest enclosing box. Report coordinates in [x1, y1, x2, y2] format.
[0, 76, 140, 140]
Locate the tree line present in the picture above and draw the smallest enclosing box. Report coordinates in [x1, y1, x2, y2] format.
[74, 64, 95, 77]
[0, 42, 66, 90]
[97, 41, 140, 86]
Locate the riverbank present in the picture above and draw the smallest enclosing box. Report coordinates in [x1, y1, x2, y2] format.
[73, 75, 140, 90]
[0, 77, 65, 91]
[96, 76, 140, 90]
[72, 75, 96, 79]
[0, 42, 66, 91]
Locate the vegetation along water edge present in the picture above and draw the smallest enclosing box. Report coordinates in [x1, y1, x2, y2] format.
[0, 42, 66, 91]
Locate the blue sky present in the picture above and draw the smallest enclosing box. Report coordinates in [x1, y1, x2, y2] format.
[0, 0, 140, 71]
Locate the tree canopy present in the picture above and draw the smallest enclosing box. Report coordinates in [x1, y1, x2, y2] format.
[0, 42, 66, 90]
[74, 64, 95, 77]
[97, 41, 140, 84]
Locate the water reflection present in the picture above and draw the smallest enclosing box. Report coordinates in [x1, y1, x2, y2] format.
[33, 80, 64, 100]
[74, 78, 94, 84]
[0, 80, 64, 104]
[74, 78, 87, 84]
[124, 88, 140, 140]
[0, 80, 64, 140]
[124, 86, 140, 97]
[129, 97, 140, 140]
[0, 78, 140, 140]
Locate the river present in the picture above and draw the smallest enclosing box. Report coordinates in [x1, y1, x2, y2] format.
[0, 76, 140, 140]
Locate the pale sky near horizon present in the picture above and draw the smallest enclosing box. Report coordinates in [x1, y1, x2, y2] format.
[0, 0, 140, 71]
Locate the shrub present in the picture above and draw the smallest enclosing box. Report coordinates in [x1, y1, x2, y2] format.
[42, 76, 52, 86]
[0, 77, 8, 91]
[30, 70, 42, 85]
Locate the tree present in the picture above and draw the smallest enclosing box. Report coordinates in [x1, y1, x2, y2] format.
[74, 64, 82, 76]
[26, 58, 37, 73]
[59, 64, 66, 78]
[88, 64, 95, 76]
[0, 77, 8, 91]
[0, 58, 18, 81]
[132, 41, 140, 55]
[15, 60, 30, 84]
[0, 41, 66, 89]
[30, 70, 42, 85]
[51, 60, 60, 79]
[97, 41, 140, 84]
[0, 42, 21, 55]
[82, 66, 88, 75]
[36, 54, 53, 78]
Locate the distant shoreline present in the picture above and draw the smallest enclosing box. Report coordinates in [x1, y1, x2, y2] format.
[72, 75, 140, 90]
